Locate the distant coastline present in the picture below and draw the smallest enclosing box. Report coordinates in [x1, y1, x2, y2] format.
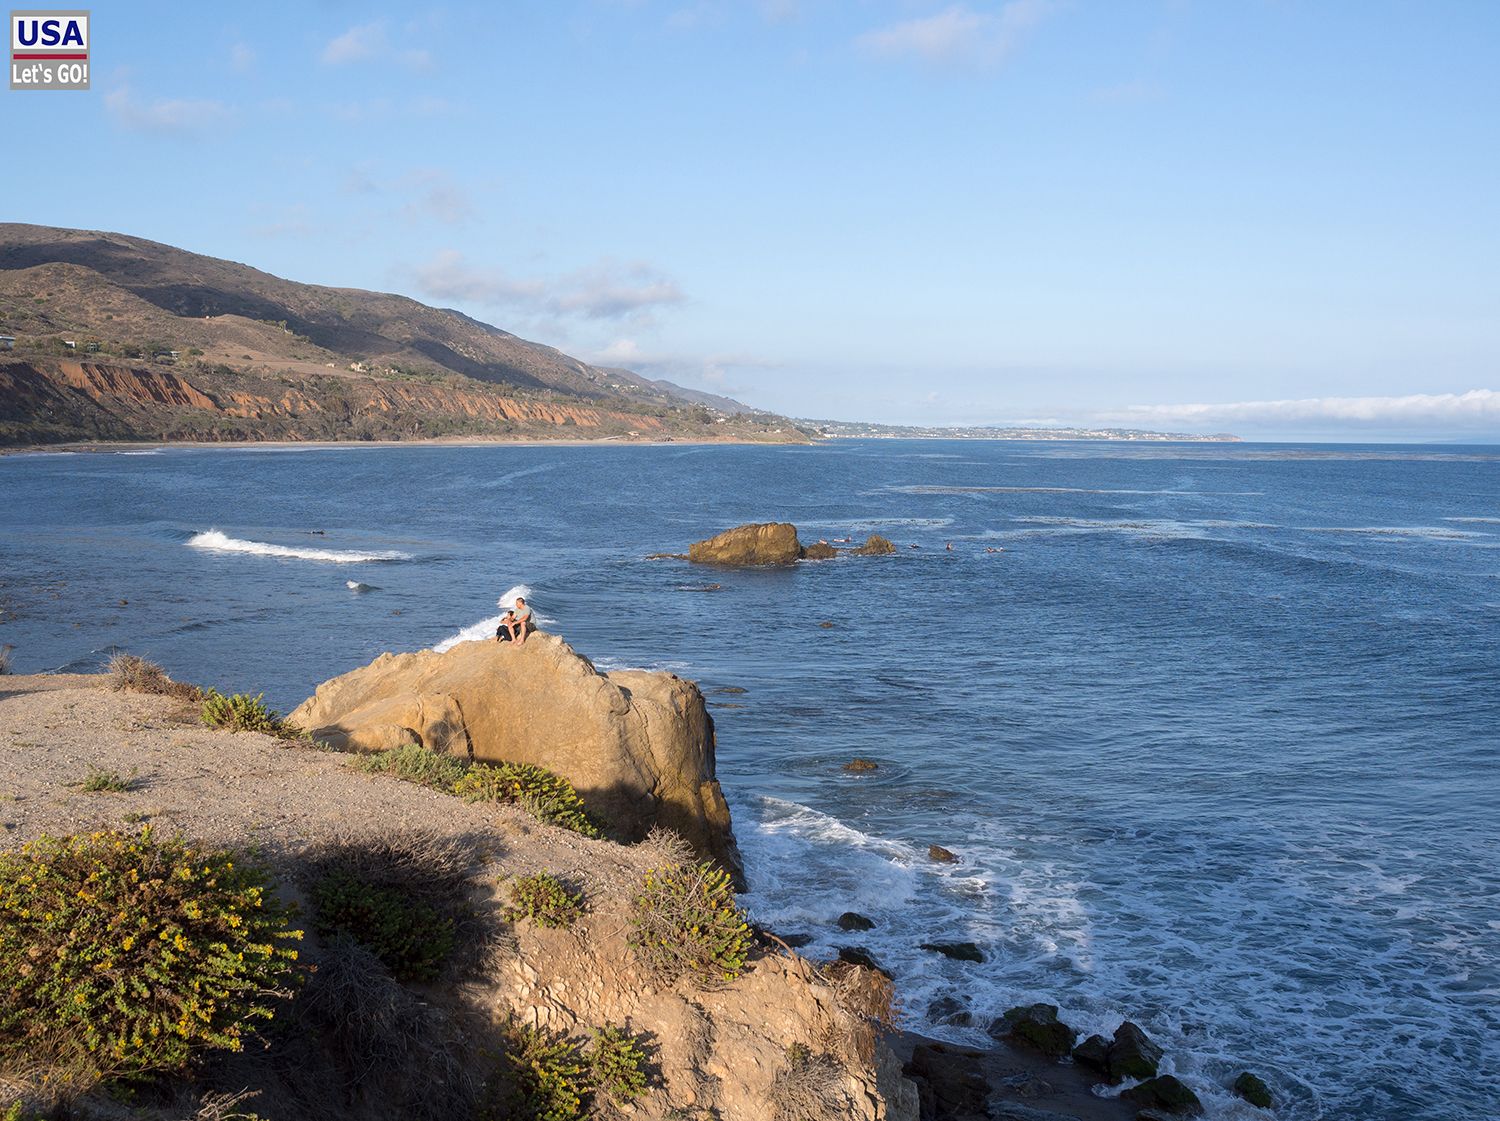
[807, 419, 1240, 442]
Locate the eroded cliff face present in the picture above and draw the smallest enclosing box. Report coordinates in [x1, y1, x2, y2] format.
[287, 634, 744, 883]
[0, 358, 678, 444]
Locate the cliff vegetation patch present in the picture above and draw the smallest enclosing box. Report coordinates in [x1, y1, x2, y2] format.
[629, 859, 752, 987]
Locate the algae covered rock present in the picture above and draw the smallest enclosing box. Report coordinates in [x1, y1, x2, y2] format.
[1072, 1033, 1111, 1075]
[1121, 1074, 1203, 1116]
[928, 844, 959, 863]
[838, 911, 875, 931]
[988, 1003, 1078, 1058]
[802, 541, 839, 560]
[1108, 1020, 1163, 1082]
[843, 758, 879, 772]
[1233, 1071, 1273, 1108]
[689, 522, 802, 565]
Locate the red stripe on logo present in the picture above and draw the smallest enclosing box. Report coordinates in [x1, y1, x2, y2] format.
[12, 53, 88, 60]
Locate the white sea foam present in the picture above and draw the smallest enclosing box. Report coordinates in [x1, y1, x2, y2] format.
[187, 530, 412, 563]
[432, 584, 555, 652]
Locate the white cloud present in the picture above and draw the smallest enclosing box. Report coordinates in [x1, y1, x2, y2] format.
[322, 22, 386, 65]
[411, 252, 684, 322]
[857, 0, 1055, 66]
[321, 22, 432, 69]
[105, 86, 230, 135]
[1118, 390, 1500, 431]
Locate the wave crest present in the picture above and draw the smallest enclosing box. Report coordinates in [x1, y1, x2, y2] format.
[187, 530, 412, 564]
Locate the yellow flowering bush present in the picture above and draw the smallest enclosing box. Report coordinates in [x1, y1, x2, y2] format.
[504, 872, 584, 929]
[453, 762, 600, 838]
[0, 828, 302, 1078]
[628, 860, 751, 987]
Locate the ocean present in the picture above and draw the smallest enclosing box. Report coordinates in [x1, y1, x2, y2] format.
[1, 440, 1496, 1120]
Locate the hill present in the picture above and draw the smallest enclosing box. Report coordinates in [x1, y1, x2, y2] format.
[0, 224, 808, 445]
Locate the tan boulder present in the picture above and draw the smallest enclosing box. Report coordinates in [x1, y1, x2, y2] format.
[287, 633, 742, 881]
[852, 534, 897, 556]
[689, 522, 803, 565]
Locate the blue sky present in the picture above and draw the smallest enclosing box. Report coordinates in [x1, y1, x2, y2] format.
[4, 1, 1498, 439]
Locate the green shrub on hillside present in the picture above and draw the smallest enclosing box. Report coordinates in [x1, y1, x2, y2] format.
[309, 868, 454, 984]
[487, 1022, 651, 1121]
[200, 690, 282, 736]
[629, 860, 752, 988]
[77, 765, 135, 793]
[504, 872, 584, 929]
[354, 741, 467, 791]
[589, 1026, 650, 1104]
[0, 828, 301, 1080]
[455, 762, 600, 837]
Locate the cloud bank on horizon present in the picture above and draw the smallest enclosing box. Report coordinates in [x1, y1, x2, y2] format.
[5, 1, 1497, 441]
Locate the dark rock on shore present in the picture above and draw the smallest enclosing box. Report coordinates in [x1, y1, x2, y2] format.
[929, 844, 959, 863]
[906, 1042, 992, 1121]
[1232, 1071, 1273, 1109]
[1120, 1075, 1203, 1116]
[921, 941, 986, 963]
[1107, 1022, 1161, 1082]
[838, 911, 876, 931]
[645, 551, 689, 560]
[844, 758, 879, 772]
[777, 931, 814, 948]
[688, 522, 802, 565]
[853, 533, 898, 555]
[838, 946, 893, 979]
[802, 541, 839, 560]
[989, 1004, 1078, 1059]
[1074, 1021, 1162, 1086]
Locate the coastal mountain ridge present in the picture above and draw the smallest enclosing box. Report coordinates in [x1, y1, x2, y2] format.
[0, 223, 803, 445]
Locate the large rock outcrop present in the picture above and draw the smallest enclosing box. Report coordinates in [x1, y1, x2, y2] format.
[287, 633, 742, 881]
[689, 522, 803, 565]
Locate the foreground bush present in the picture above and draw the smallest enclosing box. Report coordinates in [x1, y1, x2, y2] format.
[0, 828, 301, 1079]
[455, 761, 601, 837]
[107, 653, 200, 701]
[629, 860, 752, 987]
[504, 872, 584, 929]
[200, 690, 283, 735]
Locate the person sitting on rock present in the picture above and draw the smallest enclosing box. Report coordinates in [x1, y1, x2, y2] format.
[495, 610, 515, 642]
[503, 597, 534, 645]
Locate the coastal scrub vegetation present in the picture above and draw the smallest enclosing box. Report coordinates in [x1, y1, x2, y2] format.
[0, 827, 301, 1085]
[77, 765, 136, 793]
[199, 689, 283, 736]
[107, 652, 201, 702]
[354, 743, 602, 838]
[771, 1043, 845, 1121]
[304, 830, 476, 984]
[504, 872, 584, 928]
[487, 1021, 651, 1121]
[629, 859, 752, 988]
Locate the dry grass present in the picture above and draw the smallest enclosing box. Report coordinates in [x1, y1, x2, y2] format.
[819, 960, 899, 1031]
[294, 936, 477, 1121]
[770, 1045, 846, 1121]
[107, 653, 200, 702]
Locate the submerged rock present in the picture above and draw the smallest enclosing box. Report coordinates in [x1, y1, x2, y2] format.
[1121, 1075, 1203, 1116]
[838, 911, 876, 931]
[843, 758, 879, 772]
[989, 1004, 1078, 1059]
[852, 533, 897, 556]
[927, 995, 973, 1027]
[928, 844, 959, 863]
[920, 941, 985, 963]
[1232, 1071, 1273, 1109]
[688, 522, 802, 565]
[287, 633, 743, 882]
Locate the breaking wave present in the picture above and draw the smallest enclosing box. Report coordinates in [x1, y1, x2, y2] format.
[186, 530, 413, 563]
[432, 584, 555, 652]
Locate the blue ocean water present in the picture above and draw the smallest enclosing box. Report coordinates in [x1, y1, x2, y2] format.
[1, 440, 1497, 1120]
